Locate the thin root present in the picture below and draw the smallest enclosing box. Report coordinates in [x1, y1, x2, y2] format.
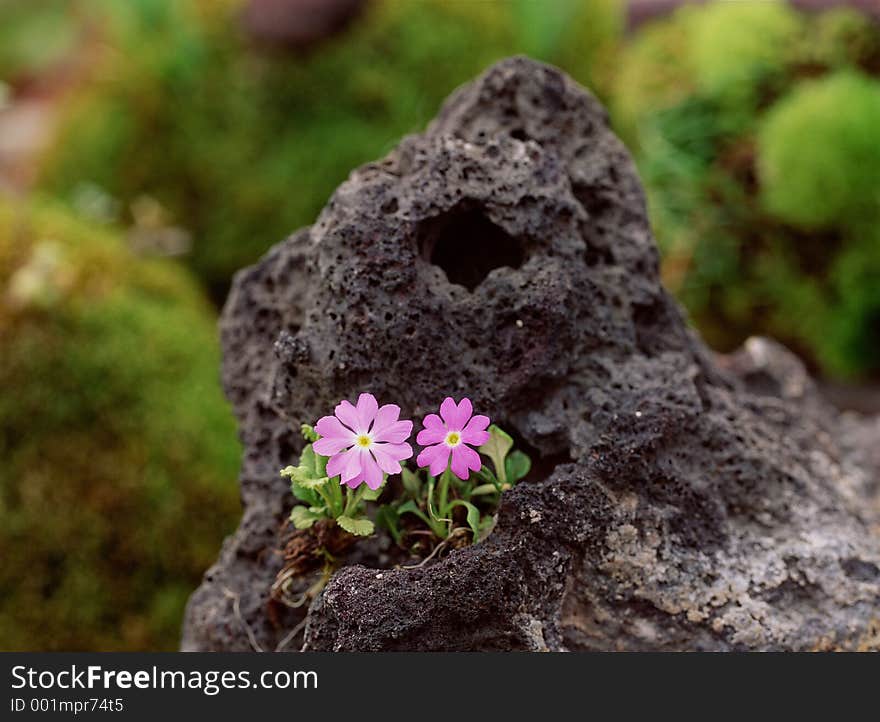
[275, 617, 308, 652]
[400, 527, 468, 569]
[223, 586, 264, 653]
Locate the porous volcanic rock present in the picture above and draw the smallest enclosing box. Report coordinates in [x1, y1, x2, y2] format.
[182, 57, 880, 652]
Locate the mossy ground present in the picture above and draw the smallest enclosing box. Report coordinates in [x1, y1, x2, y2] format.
[0, 198, 241, 650]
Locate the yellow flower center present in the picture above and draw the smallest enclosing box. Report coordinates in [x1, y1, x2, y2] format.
[356, 434, 372, 448]
[445, 431, 461, 446]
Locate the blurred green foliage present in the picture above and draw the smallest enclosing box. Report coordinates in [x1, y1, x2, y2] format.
[758, 71, 880, 229]
[0, 0, 79, 84]
[615, 2, 880, 378]
[38, 0, 622, 298]
[0, 198, 241, 650]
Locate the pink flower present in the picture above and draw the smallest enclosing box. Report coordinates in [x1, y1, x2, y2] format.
[416, 397, 490, 480]
[313, 393, 413, 490]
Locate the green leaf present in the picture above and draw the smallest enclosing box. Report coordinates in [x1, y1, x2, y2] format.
[296, 475, 329, 490]
[336, 515, 375, 537]
[470, 483, 498, 496]
[397, 500, 432, 527]
[375, 506, 402, 545]
[401, 467, 423, 499]
[282, 444, 334, 503]
[474, 466, 499, 488]
[301, 424, 318, 442]
[296, 445, 320, 477]
[505, 450, 531, 485]
[291, 484, 322, 507]
[449, 500, 481, 541]
[290, 505, 321, 530]
[478, 513, 496, 537]
[478, 425, 514, 483]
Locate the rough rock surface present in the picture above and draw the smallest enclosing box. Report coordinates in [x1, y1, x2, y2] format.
[182, 57, 880, 652]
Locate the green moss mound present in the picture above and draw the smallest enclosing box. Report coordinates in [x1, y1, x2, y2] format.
[615, 3, 880, 378]
[38, 0, 621, 297]
[758, 71, 880, 229]
[685, 1, 802, 97]
[0, 198, 240, 650]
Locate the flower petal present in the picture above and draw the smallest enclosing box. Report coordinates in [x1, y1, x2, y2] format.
[313, 435, 353, 456]
[422, 413, 445, 431]
[326, 449, 352, 479]
[334, 399, 361, 433]
[450, 444, 482, 480]
[439, 397, 459, 427]
[313, 416, 356, 455]
[454, 398, 473, 429]
[370, 443, 404, 475]
[383, 441, 413, 461]
[362, 453, 384, 490]
[416, 424, 446, 445]
[355, 393, 379, 431]
[374, 419, 413, 444]
[341, 472, 365, 489]
[460, 414, 490, 446]
[417, 443, 450, 477]
[440, 397, 472, 430]
[341, 447, 364, 483]
[370, 403, 401, 436]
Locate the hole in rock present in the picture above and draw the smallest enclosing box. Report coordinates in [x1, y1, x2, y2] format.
[420, 206, 524, 291]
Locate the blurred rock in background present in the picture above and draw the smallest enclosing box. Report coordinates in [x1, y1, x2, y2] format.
[242, 0, 366, 49]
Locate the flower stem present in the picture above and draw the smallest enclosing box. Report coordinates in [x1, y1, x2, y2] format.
[439, 468, 452, 517]
[342, 485, 366, 517]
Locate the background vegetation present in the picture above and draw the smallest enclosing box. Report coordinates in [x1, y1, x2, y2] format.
[0, 198, 240, 650]
[1, 0, 879, 650]
[614, 1, 880, 376]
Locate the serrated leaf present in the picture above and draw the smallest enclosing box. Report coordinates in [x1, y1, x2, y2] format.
[290, 505, 320, 530]
[336, 515, 375, 536]
[478, 425, 514, 483]
[296, 475, 329, 490]
[401, 467, 423, 498]
[301, 424, 319, 442]
[291, 484, 322, 506]
[505, 449, 531, 485]
[315, 448, 328, 478]
[297, 445, 319, 477]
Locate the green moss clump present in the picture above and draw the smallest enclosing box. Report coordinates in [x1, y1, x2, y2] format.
[37, 0, 621, 297]
[684, 1, 802, 97]
[615, 3, 880, 378]
[0, 198, 241, 650]
[757, 71, 880, 229]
